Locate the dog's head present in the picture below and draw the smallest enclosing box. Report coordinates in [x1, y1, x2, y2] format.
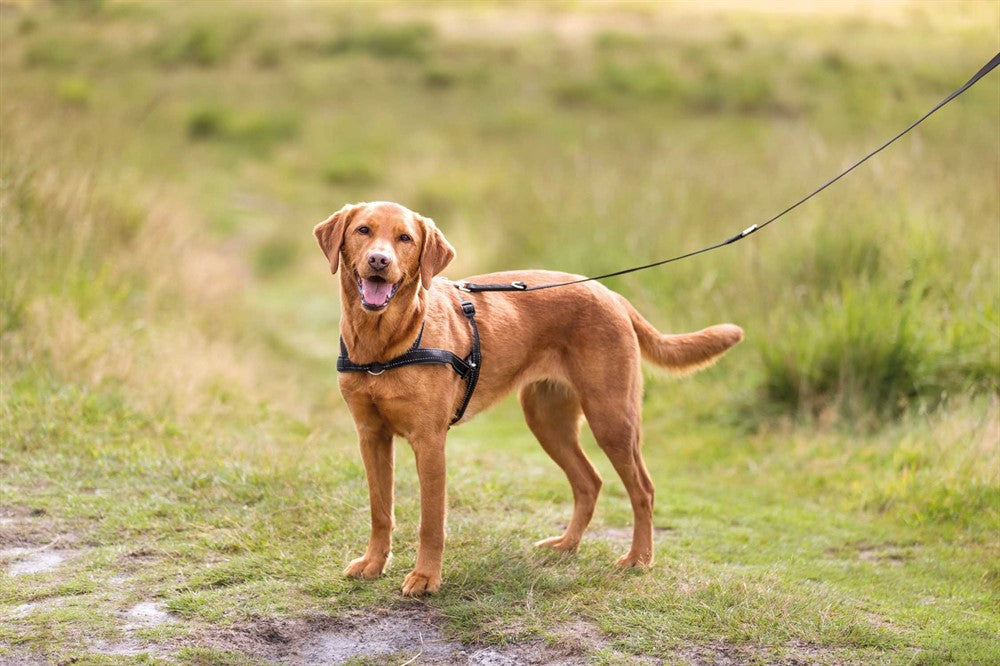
[314, 202, 455, 312]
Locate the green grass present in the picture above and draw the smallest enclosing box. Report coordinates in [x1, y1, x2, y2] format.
[1, 1, 998, 664]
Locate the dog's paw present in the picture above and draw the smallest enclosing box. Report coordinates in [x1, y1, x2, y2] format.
[343, 553, 391, 579]
[614, 550, 654, 569]
[534, 535, 580, 553]
[401, 569, 441, 596]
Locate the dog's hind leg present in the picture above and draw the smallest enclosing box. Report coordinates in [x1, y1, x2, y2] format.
[573, 360, 655, 569]
[587, 413, 655, 568]
[520, 380, 603, 553]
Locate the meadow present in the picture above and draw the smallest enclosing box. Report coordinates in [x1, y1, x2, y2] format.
[1, 1, 998, 664]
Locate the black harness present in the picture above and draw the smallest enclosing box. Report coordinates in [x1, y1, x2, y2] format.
[337, 299, 481, 426]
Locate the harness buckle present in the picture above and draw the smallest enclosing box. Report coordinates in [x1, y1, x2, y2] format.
[367, 362, 385, 376]
[460, 301, 476, 317]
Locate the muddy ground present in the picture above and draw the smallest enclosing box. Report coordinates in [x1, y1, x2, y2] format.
[1, 512, 858, 665]
[1, 530, 660, 665]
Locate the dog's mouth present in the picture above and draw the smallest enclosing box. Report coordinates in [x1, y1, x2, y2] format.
[356, 273, 402, 311]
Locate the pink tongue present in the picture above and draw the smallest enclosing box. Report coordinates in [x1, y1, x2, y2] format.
[362, 279, 393, 305]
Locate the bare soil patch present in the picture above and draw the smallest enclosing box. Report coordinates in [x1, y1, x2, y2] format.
[123, 601, 175, 627]
[191, 605, 602, 664]
[673, 640, 882, 665]
[1, 545, 78, 576]
[0, 506, 62, 548]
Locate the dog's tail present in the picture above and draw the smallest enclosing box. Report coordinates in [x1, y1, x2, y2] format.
[622, 298, 744, 375]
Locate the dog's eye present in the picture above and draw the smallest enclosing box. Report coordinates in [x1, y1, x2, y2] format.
[399, 233, 412, 242]
[356, 226, 370, 235]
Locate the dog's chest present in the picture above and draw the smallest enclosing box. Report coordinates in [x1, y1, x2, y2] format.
[341, 372, 410, 403]
[340, 367, 456, 433]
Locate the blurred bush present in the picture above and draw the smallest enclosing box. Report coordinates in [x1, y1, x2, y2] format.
[24, 38, 75, 68]
[56, 77, 93, 107]
[187, 107, 230, 139]
[328, 22, 434, 60]
[156, 24, 230, 67]
[759, 226, 998, 425]
[323, 154, 381, 186]
[152, 18, 257, 68]
[186, 106, 299, 154]
[254, 237, 299, 278]
[762, 281, 931, 422]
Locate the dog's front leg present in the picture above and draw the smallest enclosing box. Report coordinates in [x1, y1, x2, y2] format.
[401, 432, 447, 596]
[344, 425, 395, 580]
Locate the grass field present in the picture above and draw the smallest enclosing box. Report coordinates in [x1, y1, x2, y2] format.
[1, 1, 998, 664]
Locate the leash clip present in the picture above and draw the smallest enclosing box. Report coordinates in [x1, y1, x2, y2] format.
[455, 281, 471, 293]
[510, 281, 527, 290]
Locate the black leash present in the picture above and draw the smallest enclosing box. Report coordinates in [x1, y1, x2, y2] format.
[337, 300, 481, 425]
[458, 51, 1000, 294]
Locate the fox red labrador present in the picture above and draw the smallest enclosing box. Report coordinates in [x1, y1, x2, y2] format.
[314, 201, 743, 596]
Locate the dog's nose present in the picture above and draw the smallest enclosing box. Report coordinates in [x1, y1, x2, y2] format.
[367, 251, 391, 271]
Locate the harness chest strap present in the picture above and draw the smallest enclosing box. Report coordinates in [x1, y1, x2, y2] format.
[336, 300, 481, 426]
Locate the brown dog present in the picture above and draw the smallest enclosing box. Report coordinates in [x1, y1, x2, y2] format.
[314, 201, 743, 596]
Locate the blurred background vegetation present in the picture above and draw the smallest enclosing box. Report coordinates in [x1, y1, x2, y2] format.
[3, 0, 996, 427]
[1, 1, 998, 661]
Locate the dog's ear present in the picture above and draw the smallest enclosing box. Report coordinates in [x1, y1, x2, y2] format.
[314, 203, 364, 274]
[417, 214, 455, 289]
